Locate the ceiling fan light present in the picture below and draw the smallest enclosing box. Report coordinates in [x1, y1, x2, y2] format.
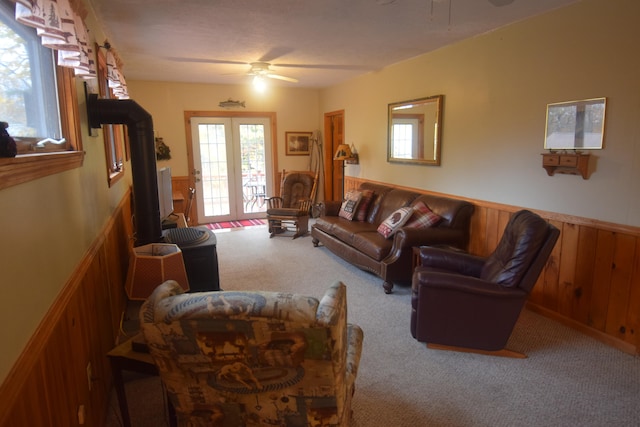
[253, 75, 267, 92]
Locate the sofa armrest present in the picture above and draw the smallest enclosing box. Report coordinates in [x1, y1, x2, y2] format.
[320, 200, 343, 217]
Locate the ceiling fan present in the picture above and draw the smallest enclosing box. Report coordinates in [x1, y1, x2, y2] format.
[165, 47, 372, 85]
[247, 62, 298, 83]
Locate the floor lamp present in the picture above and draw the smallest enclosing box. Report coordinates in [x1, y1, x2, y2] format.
[333, 144, 353, 199]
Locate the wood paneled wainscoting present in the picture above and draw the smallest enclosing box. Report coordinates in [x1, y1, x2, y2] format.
[345, 177, 640, 355]
[0, 191, 134, 426]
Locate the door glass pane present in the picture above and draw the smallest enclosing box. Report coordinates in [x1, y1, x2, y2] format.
[239, 124, 267, 214]
[199, 123, 230, 216]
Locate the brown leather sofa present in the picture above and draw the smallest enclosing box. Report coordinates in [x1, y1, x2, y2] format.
[311, 182, 474, 293]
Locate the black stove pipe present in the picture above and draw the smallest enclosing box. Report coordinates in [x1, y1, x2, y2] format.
[86, 94, 162, 246]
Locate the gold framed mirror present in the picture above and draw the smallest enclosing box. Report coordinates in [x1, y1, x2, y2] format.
[544, 97, 606, 150]
[388, 95, 443, 165]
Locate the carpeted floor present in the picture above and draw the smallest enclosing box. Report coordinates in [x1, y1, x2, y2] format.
[105, 224, 640, 427]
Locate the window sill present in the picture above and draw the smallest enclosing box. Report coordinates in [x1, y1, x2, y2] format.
[108, 168, 124, 187]
[0, 151, 85, 191]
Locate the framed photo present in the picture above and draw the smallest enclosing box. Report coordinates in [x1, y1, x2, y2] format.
[544, 97, 606, 150]
[285, 131, 312, 155]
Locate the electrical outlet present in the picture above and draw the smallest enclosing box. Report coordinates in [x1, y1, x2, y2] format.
[86, 362, 92, 391]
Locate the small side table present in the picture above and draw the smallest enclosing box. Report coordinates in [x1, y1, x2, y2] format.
[107, 334, 177, 427]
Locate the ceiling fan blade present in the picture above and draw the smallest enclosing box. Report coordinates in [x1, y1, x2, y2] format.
[164, 56, 248, 66]
[272, 63, 373, 71]
[266, 73, 298, 83]
[488, 0, 515, 6]
[257, 47, 294, 63]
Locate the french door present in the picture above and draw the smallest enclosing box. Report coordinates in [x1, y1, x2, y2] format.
[190, 116, 273, 223]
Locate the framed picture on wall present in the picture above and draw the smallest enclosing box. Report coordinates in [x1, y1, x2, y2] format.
[285, 131, 312, 155]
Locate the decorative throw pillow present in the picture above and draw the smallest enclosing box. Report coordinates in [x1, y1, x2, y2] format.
[338, 190, 363, 220]
[377, 207, 413, 238]
[355, 189, 375, 222]
[405, 201, 442, 229]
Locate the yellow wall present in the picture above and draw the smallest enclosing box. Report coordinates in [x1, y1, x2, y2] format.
[321, 0, 640, 227]
[126, 81, 321, 177]
[0, 7, 132, 383]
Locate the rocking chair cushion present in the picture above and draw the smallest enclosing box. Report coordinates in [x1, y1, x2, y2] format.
[267, 207, 308, 217]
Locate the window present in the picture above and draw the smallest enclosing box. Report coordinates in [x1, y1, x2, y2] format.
[392, 122, 418, 159]
[1, 0, 65, 152]
[96, 45, 125, 186]
[0, 0, 83, 190]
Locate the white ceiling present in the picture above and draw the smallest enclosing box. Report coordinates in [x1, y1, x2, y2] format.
[86, 0, 581, 88]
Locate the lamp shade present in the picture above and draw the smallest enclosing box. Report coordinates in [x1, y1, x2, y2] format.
[333, 144, 353, 160]
[125, 243, 190, 300]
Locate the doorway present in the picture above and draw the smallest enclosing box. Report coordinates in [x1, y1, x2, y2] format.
[187, 113, 276, 224]
[323, 110, 345, 201]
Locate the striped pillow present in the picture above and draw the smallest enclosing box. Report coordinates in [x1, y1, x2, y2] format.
[405, 201, 442, 229]
[355, 189, 375, 221]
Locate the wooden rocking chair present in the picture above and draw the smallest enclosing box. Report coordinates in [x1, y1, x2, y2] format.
[266, 169, 318, 239]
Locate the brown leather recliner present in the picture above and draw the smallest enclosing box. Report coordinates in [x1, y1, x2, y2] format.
[411, 210, 560, 357]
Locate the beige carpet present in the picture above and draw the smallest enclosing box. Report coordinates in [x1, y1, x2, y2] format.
[105, 224, 640, 426]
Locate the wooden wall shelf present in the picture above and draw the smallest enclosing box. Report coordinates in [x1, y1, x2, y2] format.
[542, 152, 591, 179]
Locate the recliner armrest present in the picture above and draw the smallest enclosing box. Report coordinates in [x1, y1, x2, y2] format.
[394, 227, 467, 250]
[413, 271, 526, 299]
[418, 246, 485, 277]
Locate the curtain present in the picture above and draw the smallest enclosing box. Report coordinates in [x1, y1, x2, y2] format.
[12, 0, 129, 99]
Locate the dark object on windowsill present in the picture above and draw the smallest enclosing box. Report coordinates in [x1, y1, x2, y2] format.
[0, 122, 17, 158]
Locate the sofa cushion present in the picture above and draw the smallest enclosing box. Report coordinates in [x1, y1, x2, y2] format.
[339, 190, 362, 220]
[406, 201, 442, 229]
[314, 216, 375, 244]
[351, 231, 393, 261]
[332, 220, 378, 246]
[377, 206, 413, 238]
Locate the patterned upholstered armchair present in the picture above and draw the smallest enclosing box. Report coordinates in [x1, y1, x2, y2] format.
[140, 280, 363, 427]
[266, 170, 318, 239]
